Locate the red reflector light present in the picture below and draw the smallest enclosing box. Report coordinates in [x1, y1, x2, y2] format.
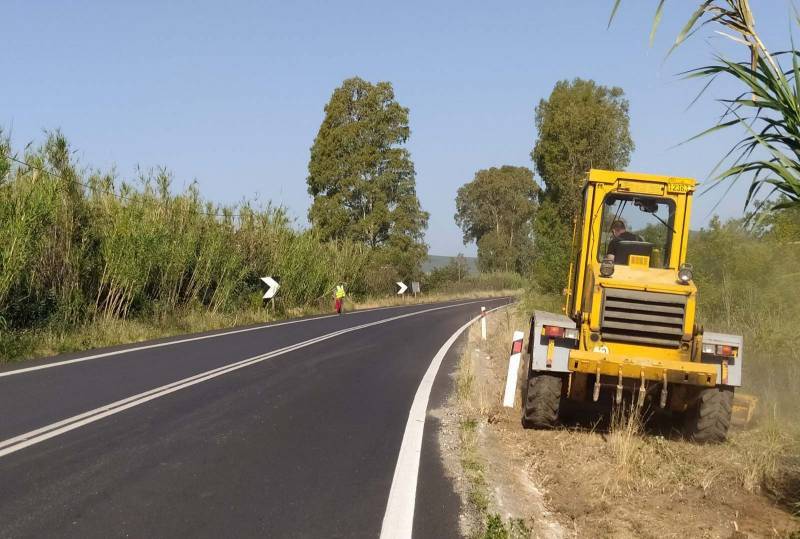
[512, 340, 523, 354]
[717, 345, 735, 357]
[543, 325, 564, 338]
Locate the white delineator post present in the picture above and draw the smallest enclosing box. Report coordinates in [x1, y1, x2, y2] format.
[480, 306, 487, 341]
[503, 331, 525, 408]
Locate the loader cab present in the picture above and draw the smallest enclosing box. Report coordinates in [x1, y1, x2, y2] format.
[565, 170, 697, 354]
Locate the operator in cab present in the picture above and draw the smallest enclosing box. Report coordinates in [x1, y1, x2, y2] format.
[607, 219, 640, 261]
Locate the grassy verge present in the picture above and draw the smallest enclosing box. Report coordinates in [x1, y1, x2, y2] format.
[454, 316, 534, 539]
[350, 288, 520, 311]
[465, 295, 799, 537]
[0, 289, 522, 364]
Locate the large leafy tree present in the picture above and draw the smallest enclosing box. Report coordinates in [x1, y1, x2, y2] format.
[455, 165, 537, 273]
[530, 79, 634, 292]
[532, 78, 634, 221]
[307, 77, 429, 277]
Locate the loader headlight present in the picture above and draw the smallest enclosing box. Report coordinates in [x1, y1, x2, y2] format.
[677, 263, 693, 284]
[600, 256, 614, 277]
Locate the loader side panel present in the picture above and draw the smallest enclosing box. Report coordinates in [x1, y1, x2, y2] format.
[701, 331, 744, 387]
[529, 310, 576, 373]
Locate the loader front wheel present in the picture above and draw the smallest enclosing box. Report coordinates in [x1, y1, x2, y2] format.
[684, 386, 734, 443]
[522, 373, 562, 429]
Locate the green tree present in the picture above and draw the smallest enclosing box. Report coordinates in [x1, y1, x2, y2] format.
[307, 77, 429, 277]
[451, 253, 469, 281]
[530, 79, 634, 292]
[532, 78, 634, 222]
[529, 200, 573, 293]
[454, 166, 537, 273]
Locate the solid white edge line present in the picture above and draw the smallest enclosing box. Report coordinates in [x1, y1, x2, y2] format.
[0, 297, 508, 378]
[379, 303, 511, 539]
[0, 313, 336, 378]
[0, 298, 508, 458]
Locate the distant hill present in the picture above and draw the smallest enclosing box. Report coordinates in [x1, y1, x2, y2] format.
[423, 254, 478, 274]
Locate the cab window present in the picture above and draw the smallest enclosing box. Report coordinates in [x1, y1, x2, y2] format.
[597, 194, 676, 268]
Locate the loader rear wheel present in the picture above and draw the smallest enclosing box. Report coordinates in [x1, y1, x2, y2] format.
[522, 373, 562, 429]
[684, 386, 734, 443]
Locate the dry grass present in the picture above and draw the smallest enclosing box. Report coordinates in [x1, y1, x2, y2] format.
[12, 306, 277, 360]
[350, 288, 521, 311]
[595, 403, 800, 505]
[451, 306, 556, 539]
[456, 303, 800, 538]
[602, 403, 651, 497]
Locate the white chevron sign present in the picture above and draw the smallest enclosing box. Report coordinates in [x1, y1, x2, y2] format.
[261, 276, 280, 299]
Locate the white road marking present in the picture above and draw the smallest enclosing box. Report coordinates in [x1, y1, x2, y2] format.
[0, 314, 337, 378]
[0, 298, 507, 378]
[0, 298, 507, 458]
[380, 303, 511, 539]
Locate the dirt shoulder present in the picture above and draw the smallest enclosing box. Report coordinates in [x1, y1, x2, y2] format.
[441, 306, 800, 539]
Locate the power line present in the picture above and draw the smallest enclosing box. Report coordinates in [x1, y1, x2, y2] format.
[1, 152, 267, 220]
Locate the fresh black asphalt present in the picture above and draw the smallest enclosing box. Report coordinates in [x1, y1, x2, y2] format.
[0, 297, 512, 538]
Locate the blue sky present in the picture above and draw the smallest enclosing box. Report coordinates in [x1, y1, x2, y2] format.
[1, 1, 793, 255]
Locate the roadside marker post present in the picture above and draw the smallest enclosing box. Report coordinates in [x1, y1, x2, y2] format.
[502, 331, 525, 408]
[261, 276, 280, 313]
[480, 307, 487, 341]
[261, 276, 280, 299]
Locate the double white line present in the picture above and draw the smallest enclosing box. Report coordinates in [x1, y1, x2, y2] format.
[0, 299, 497, 459]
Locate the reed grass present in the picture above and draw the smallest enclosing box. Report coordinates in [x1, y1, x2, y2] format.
[0, 132, 520, 362]
[612, 0, 800, 210]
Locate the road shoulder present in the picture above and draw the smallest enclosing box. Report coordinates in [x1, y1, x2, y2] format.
[445, 306, 800, 538]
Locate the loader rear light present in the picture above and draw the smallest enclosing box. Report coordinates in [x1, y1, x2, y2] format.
[543, 326, 563, 338]
[701, 343, 737, 357]
[717, 345, 736, 357]
[543, 326, 579, 340]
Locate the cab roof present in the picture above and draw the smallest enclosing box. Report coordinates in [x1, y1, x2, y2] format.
[587, 169, 696, 187]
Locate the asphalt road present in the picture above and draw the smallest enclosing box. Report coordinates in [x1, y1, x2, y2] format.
[0, 297, 513, 538]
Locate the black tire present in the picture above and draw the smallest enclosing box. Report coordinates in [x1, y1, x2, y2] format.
[522, 373, 563, 429]
[684, 386, 734, 443]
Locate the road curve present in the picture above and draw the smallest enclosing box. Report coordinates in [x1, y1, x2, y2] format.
[0, 297, 513, 538]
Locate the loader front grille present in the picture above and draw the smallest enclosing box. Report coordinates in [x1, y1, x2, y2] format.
[600, 288, 687, 348]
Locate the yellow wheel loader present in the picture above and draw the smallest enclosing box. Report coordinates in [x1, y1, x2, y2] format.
[523, 169, 751, 443]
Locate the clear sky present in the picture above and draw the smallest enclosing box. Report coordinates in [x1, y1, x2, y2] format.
[2, 1, 794, 256]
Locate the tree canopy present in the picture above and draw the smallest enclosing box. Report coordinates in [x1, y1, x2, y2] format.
[530, 79, 634, 292]
[307, 77, 428, 277]
[532, 78, 634, 222]
[455, 165, 537, 273]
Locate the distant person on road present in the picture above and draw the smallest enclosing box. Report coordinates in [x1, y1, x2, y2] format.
[334, 284, 346, 314]
[606, 220, 640, 260]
